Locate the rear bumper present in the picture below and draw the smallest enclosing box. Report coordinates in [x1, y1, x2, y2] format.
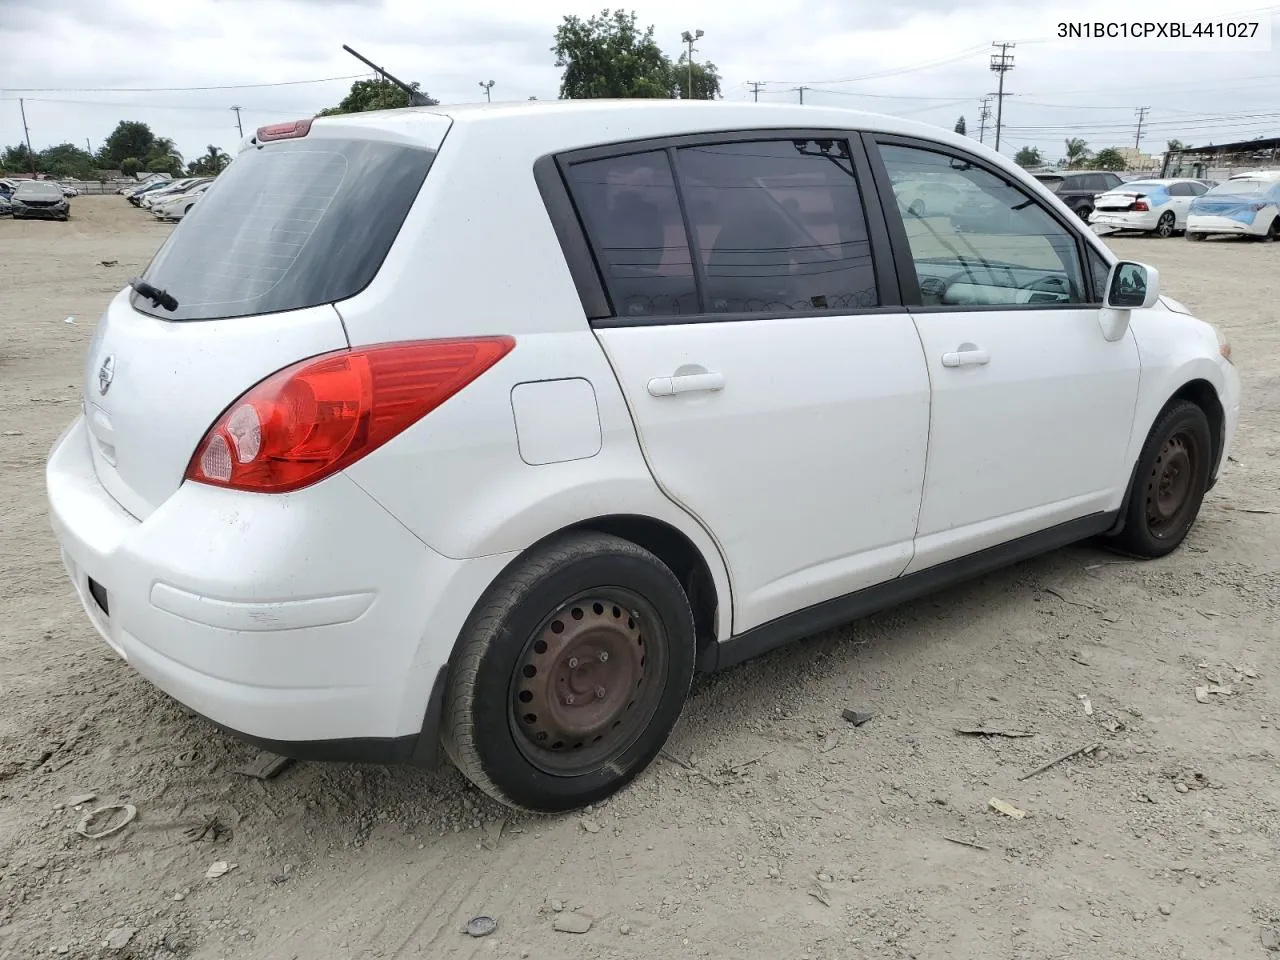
[1186, 215, 1263, 236]
[1089, 210, 1160, 230]
[46, 416, 515, 763]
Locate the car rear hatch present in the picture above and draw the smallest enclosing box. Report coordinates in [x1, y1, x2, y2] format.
[81, 113, 451, 520]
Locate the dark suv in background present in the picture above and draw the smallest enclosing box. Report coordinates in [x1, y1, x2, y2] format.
[1035, 171, 1125, 221]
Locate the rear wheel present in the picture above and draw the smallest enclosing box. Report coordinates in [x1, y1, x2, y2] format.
[1266, 217, 1280, 241]
[442, 532, 696, 812]
[1109, 401, 1212, 558]
[1154, 211, 1176, 238]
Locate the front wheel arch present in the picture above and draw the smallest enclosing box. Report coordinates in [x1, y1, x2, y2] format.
[1107, 379, 1225, 538]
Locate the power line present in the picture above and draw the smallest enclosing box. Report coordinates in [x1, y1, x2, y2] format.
[989, 41, 1015, 152]
[747, 81, 764, 102]
[794, 86, 811, 104]
[4, 73, 369, 94]
[760, 43, 989, 87]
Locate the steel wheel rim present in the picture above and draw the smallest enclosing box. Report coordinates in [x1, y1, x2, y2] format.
[1157, 213, 1174, 237]
[508, 588, 668, 776]
[1145, 430, 1201, 539]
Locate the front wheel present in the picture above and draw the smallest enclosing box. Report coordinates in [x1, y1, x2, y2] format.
[442, 532, 696, 812]
[1108, 401, 1212, 558]
[1154, 211, 1176, 238]
[1076, 205, 1093, 221]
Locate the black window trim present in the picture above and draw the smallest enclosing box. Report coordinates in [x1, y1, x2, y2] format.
[862, 132, 1111, 314]
[534, 126, 902, 329]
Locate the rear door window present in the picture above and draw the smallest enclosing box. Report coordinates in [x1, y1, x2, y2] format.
[563, 151, 698, 318]
[133, 138, 435, 321]
[676, 139, 878, 313]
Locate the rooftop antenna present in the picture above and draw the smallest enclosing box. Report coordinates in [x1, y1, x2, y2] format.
[341, 44, 433, 107]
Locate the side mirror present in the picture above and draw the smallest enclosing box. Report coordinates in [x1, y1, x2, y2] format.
[1105, 260, 1160, 310]
[1099, 260, 1160, 342]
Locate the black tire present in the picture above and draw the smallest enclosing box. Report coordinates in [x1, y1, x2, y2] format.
[1154, 211, 1176, 238]
[1266, 217, 1280, 242]
[1109, 400, 1212, 558]
[1076, 205, 1093, 221]
[442, 532, 696, 812]
[1186, 231, 1205, 241]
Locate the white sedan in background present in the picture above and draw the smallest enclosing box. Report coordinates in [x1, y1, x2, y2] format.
[152, 180, 213, 221]
[1088, 178, 1208, 237]
[1186, 172, 1280, 241]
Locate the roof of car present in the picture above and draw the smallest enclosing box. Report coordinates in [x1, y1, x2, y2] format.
[315, 98, 984, 156]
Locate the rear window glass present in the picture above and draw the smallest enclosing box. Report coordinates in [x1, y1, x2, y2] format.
[1035, 176, 1064, 193]
[1208, 179, 1268, 196]
[134, 138, 434, 321]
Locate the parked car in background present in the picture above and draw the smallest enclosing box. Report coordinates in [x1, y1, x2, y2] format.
[59, 183, 79, 197]
[140, 179, 204, 210]
[127, 179, 184, 206]
[1088, 178, 1209, 237]
[120, 173, 171, 196]
[1034, 171, 1125, 220]
[10, 179, 70, 220]
[152, 180, 213, 221]
[0, 193, 11, 217]
[1186, 173, 1280, 241]
[47, 101, 1239, 813]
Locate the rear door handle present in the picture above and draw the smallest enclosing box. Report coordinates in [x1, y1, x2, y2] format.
[941, 345, 990, 368]
[647, 371, 725, 397]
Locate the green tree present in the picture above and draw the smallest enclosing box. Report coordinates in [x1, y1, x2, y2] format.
[318, 78, 438, 116]
[144, 137, 184, 175]
[1165, 138, 1185, 154]
[553, 9, 673, 99]
[36, 143, 96, 180]
[1014, 145, 1043, 167]
[1063, 137, 1090, 168]
[187, 145, 231, 177]
[120, 157, 143, 177]
[1, 143, 36, 174]
[954, 116, 967, 136]
[671, 53, 722, 99]
[1089, 147, 1127, 171]
[99, 120, 156, 168]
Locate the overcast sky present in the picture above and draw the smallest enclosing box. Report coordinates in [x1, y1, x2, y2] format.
[3, 0, 1278, 168]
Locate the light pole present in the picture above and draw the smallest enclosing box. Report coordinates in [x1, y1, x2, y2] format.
[680, 29, 703, 99]
[479, 80, 495, 103]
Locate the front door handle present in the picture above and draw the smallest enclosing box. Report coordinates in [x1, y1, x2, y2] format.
[941, 344, 990, 368]
[647, 371, 725, 397]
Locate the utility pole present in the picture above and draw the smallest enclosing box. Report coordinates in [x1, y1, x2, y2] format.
[479, 80, 495, 102]
[747, 81, 764, 102]
[794, 85, 811, 104]
[230, 105, 243, 138]
[1134, 105, 1150, 150]
[977, 96, 993, 144]
[680, 29, 704, 99]
[19, 98, 36, 175]
[989, 42, 1015, 152]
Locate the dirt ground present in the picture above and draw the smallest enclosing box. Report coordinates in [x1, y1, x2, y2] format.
[1, 196, 1277, 960]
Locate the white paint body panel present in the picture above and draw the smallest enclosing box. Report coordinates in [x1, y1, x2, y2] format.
[594, 316, 930, 633]
[511, 378, 602, 466]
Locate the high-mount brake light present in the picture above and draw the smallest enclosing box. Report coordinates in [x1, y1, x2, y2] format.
[256, 118, 314, 142]
[185, 337, 515, 494]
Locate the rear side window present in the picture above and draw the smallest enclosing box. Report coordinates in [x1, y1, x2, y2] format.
[676, 139, 877, 313]
[134, 138, 434, 321]
[564, 151, 698, 318]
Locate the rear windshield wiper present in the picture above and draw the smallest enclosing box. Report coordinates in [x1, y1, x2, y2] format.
[130, 277, 179, 312]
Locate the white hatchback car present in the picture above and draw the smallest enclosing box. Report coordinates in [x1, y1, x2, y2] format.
[47, 102, 1240, 812]
[1089, 178, 1209, 237]
[1186, 172, 1280, 241]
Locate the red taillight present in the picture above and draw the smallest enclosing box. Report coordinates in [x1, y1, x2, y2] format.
[1133, 198, 1150, 212]
[185, 337, 515, 493]
[256, 118, 314, 142]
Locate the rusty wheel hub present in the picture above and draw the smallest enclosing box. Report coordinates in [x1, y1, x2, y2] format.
[1147, 432, 1195, 536]
[514, 597, 649, 759]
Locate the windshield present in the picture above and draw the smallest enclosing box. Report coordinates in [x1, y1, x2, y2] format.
[134, 137, 435, 322]
[15, 181, 63, 200]
[1208, 179, 1268, 196]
